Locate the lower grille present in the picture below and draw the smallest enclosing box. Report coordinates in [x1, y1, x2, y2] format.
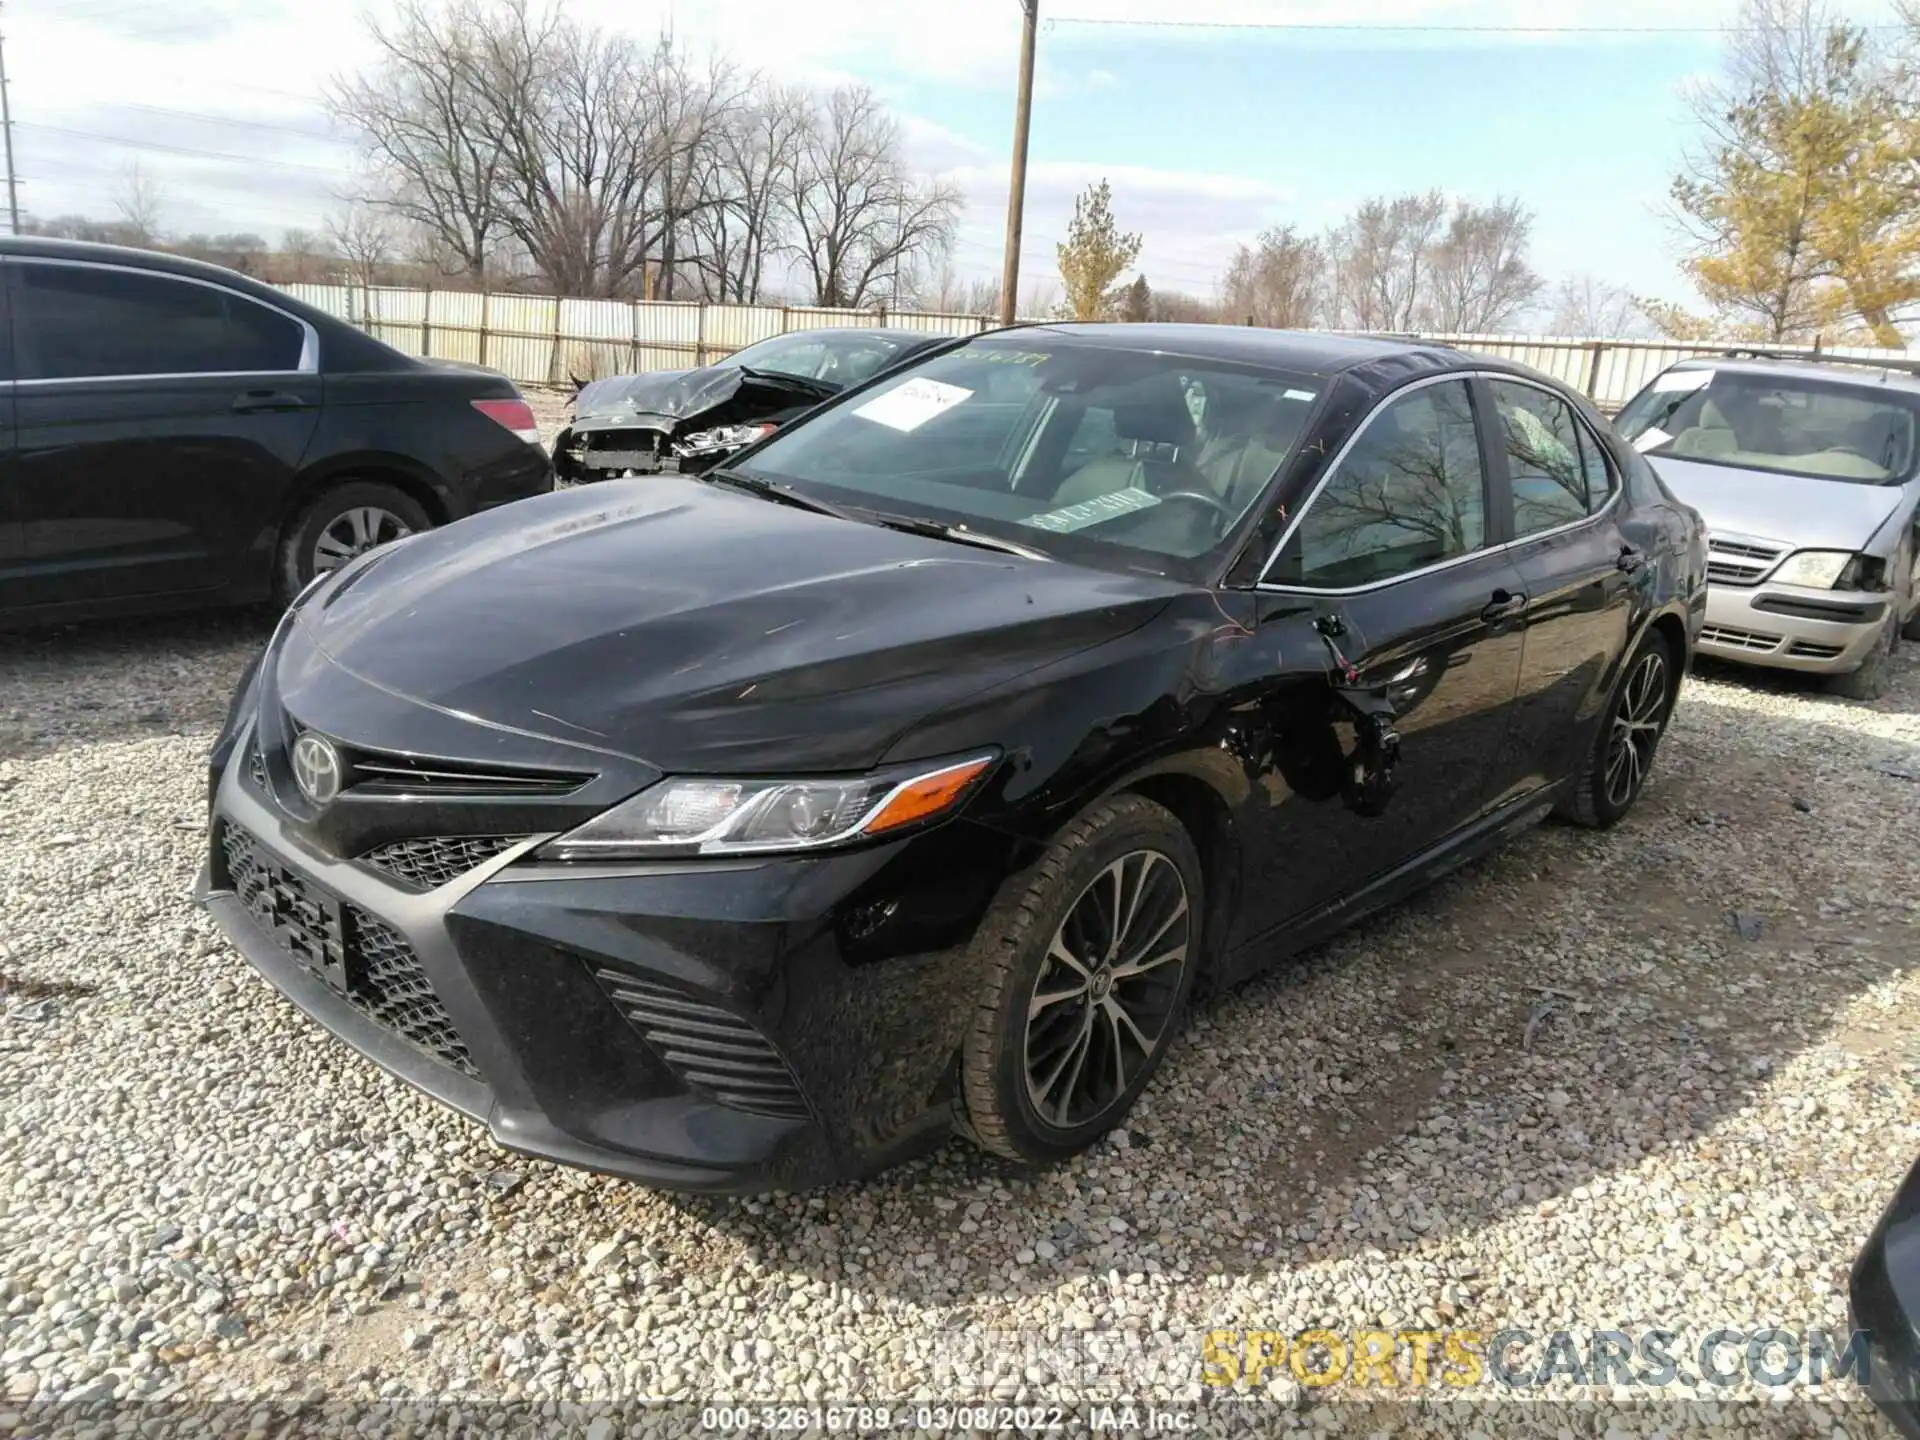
[1699, 624, 1782, 653]
[593, 969, 809, 1120]
[350, 912, 480, 1078]
[360, 835, 531, 891]
[219, 822, 479, 1080]
[1789, 640, 1847, 660]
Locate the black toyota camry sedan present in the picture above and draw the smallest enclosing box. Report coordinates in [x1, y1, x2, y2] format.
[199, 325, 1707, 1192]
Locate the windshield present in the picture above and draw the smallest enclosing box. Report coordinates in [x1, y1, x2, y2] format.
[1616, 367, 1918, 485]
[725, 331, 917, 389]
[731, 337, 1321, 574]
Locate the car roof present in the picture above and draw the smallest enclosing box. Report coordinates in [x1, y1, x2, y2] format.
[777, 326, 948, 345]
[989, 322, 1468, 378]
[0, 235, 301, 304]
[1662, 352, 1920, 395]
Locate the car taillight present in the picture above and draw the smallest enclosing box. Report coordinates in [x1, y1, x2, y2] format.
[472, 398, 542, 445]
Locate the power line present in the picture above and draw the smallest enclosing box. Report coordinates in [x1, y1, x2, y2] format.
[16, 121, 351, 175]
[115, 102, 341, 143]
[1046, 14, 1907, 33]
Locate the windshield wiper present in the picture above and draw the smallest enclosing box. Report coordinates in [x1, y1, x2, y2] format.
[855, 511, 1053, 562]
[737, 365, 839, 395]
[701, 468, 863, 521]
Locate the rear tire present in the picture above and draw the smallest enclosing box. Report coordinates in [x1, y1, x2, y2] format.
[275, 482, 432, 606]
[959, 795, 1202, 1166]
[1556, 629, 1675, 829]
[1823, 615, 1896, 703]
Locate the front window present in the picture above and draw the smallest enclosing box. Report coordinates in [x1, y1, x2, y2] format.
[15, 262, 306, 381]
[726, 331, 917, 389]
[732, 337, 1322, 574]
[1266, 379, 1488, 588]
[1616, 368, 1918, 485]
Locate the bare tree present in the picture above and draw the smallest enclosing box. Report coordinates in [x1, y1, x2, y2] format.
[1329, 190, 1448, 331]
[328, 206, 397, 287]
[1221, 224, 1326, 328]
[278, 227, 337, 284]
[783, 85, 961, 309]
[1424, 196, 1544, 332]
[688, 79, 807, 302]
[111, 162, 163, 246]
[1548, 274, 1651, 336]
[328, 0, 513, 284]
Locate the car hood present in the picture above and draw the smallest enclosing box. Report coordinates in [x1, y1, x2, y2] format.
[1648, 456, 1904, 550]
[570, 366, 829, 428]
[288, 481, 1183, 773]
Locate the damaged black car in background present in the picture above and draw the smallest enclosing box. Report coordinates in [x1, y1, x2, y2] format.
[553, 327, 949, 484]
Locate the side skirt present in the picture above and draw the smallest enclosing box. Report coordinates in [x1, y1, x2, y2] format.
[1218, 784, 1564, 986]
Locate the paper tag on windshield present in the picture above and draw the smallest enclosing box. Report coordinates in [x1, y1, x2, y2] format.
[1632, 426, 1673, 453]
[1022, 487, 1161, 534]
[1651, 369, 1713, 394]
[852, 378, 973, 432]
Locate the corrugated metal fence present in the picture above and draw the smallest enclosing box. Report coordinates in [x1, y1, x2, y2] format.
[278, 283, 1910, 412]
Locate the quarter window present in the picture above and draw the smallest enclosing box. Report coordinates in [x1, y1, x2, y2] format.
[14, 263, 306, 381]
[1490, 380, 1614, 538]
[1269, 379, 1488, 588]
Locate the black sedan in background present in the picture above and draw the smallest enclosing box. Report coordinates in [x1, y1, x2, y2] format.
[0, 238, 551, 627]
[199, 324, 1705, 1192]
[552, 327, 948, 483]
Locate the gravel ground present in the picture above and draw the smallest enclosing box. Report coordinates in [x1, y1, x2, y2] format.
[3, 502, 1918, 1433]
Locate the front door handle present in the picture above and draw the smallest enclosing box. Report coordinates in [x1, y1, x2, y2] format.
[1617, 544, 1647, 574]
[1481, 589, 1528, 627]
[233, 390, 313, 413]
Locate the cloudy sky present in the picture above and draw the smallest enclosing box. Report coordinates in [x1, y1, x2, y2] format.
[10, 0, 1910, 313]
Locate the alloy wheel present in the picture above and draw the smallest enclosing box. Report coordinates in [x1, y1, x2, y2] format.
[312, 507, 413, 574]
[1023, 849, 1191, 1132]
[1605, 649, 1668, 809]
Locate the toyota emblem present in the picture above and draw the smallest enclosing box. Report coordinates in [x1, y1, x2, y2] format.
[291, 733, 344, 806]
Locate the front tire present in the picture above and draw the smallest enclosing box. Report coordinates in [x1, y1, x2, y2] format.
[960, 795, 1202, 1166]
[1823, 614, 1896, 702]
[275, 482, 432, 606]
[1556, 629, 1675, 829]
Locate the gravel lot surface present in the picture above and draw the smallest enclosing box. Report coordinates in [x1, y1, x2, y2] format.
[3, 464, 1918, 1432]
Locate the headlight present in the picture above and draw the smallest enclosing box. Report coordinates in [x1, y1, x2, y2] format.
[1770, 550, 1883, 590]
[674, 422, 778, 458]
[540, 753, 997, 860]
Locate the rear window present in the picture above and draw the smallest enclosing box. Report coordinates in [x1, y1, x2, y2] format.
[1615, 367, 1918, 485]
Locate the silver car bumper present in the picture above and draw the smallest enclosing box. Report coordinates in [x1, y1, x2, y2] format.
[1698, 582, 1891, 674]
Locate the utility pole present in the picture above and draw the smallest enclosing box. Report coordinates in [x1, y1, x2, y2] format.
[0, 3, 19, 236]
[998, 0, 1037, 326]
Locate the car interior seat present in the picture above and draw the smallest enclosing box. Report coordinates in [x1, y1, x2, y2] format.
[1669, 398, 1740, 458]
[1051, 383, 1210, 506]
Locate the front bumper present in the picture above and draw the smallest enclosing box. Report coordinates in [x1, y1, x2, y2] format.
[198, 741, 1000, 1193]
[1850, 1157, 1920, 1438]
[1696, 581, 1890, 674]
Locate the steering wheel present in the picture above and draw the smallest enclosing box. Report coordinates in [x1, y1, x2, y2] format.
[1822, 445, 1879, 462]
[1153, 490, 1236, 530]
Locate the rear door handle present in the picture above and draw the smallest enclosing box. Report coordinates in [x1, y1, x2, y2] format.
[1617, 545, 1647, 574]
[1481, 589, 1528, 626]
[233, 390, 313, 413]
